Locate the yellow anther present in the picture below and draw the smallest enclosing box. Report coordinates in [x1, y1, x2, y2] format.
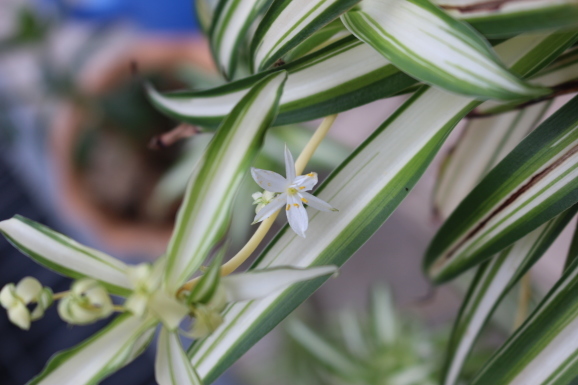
[301, 198, 308, 203]
[286, 204, 290, 211]
[299, 186, 305, 190]
[307, 172, 314, 177]
[293, 203, 299, 208]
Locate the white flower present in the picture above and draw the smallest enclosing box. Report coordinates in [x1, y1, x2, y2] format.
[251, 146, 337, 237]
[124, 262, 189, 330]
[58, 279, 113, 325]
[0, 277, 52, 330]
[252, 190, 276, 214]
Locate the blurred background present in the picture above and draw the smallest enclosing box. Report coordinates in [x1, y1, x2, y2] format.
[0, 1, 573, 384]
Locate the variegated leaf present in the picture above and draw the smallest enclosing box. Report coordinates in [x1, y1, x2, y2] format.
[147, 36, 417, 130]
[476, 43, 578, 116]
[341, 0, 550, 100]
[250, 0, 359, 72]
[210, 0, 272, 79]
[163, 71, 287, 291]
[28, 315, 156, 385]
[186, 32, 573, 383]
[156, 328, 203, 385]
[470, 254, 578, 385]
[435, 0, 578, 38]
[435, 102, 551, 219]
[0, 215, 131, 296]
[442, 208, 577, 385]
[426, 94, 578, 283]
[282, 19, 350, 63]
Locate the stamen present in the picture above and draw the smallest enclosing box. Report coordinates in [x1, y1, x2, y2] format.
[293, 203, 299, 208]
[301, 198, 308, 203]
[286, 204, 290, 211]
[299, 186, 305, 190]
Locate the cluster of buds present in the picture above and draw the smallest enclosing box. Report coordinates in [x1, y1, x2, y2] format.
[0, 277, 52, 330]
[57, 279, 114, 325]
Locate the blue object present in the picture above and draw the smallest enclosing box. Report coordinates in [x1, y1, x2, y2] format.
[43, 0, 200, 32]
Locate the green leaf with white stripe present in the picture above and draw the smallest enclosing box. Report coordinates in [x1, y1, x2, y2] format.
[565, 215, 578, 270]
[156, 328, 203, 385]
[0, 215, 131, 296]
[441, 208, 577, 385]
[281, 19, 350, 63]
[470, 254, 578, 385]
[163, 71, 287, 291]
[147, 36, 417, 130]
[476, 44, 578, 116]
[435, 0, 578, 39]
[435, 102, 551, 219]
[425, 94, 578, 283]
[196, 0, 220, 34]
[250, 0, 360, 72]
[189, 85, 477, 383]
[188, 248, 224, 305]
[341, 0, 550, 100]
[287, 318, 362, 380]
[210, 0, 272, 79]
[186, 33, 572, 383]
[28, 314, 156, 385]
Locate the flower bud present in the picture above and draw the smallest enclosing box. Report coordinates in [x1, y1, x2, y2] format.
[252, 190, 276, 214]
[190, 304, 224, 339]
[58, 279, 113, 325]
[0, 277, 53, 330]
[125, 263, 188, 329]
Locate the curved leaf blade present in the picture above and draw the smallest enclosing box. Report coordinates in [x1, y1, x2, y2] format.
[435, 102, 550, 219]
[426, 94, 578, 283]
[191, 86, 479, 383]
[341, 0, 549, 100]
[0, 216, 131, 296]
[442, 208, 577, 385]
[471, 254, 578, 385]
[147, 36, 417, 130]
[28, 315, 156, 385]
[156, 328, 203, 385]
[163, 71, 287, 290]
[436, 0, 578, 39]
[186, 32, 573, 383]
[210, 0, 271, 79]
[250, 0, 359, 72]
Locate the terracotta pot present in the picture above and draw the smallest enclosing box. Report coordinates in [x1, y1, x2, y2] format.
[49, 37, 215, 259]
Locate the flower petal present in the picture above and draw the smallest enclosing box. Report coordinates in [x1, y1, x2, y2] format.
[15, 277, 43, 303]
[253, 193, 287, 223]
[292, 172, 318, 192]
[251, 168, 287, 192]
[8, 302, 31, 330]
[299, 192, 338, 212]
[286, 194, 308, 238]
[285, 145, 296, 182]
[221, 265, 338, 302]
[156, 328, 203, 385]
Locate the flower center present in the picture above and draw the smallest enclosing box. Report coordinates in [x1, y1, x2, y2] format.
[287, 187, 298, 195]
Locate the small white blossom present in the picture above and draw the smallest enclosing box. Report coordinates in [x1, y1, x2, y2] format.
[125, 263, 188, 330]
[0, 277, 52, 330]
[58, 279, 113, 325]
[252, 190, 276, 214]
[251, 146, 337, 237]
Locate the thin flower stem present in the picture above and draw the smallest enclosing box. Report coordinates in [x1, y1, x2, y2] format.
[52, 291, 69, 300]
[179, 114, 338, 293]
[513, 272, 531, 330]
